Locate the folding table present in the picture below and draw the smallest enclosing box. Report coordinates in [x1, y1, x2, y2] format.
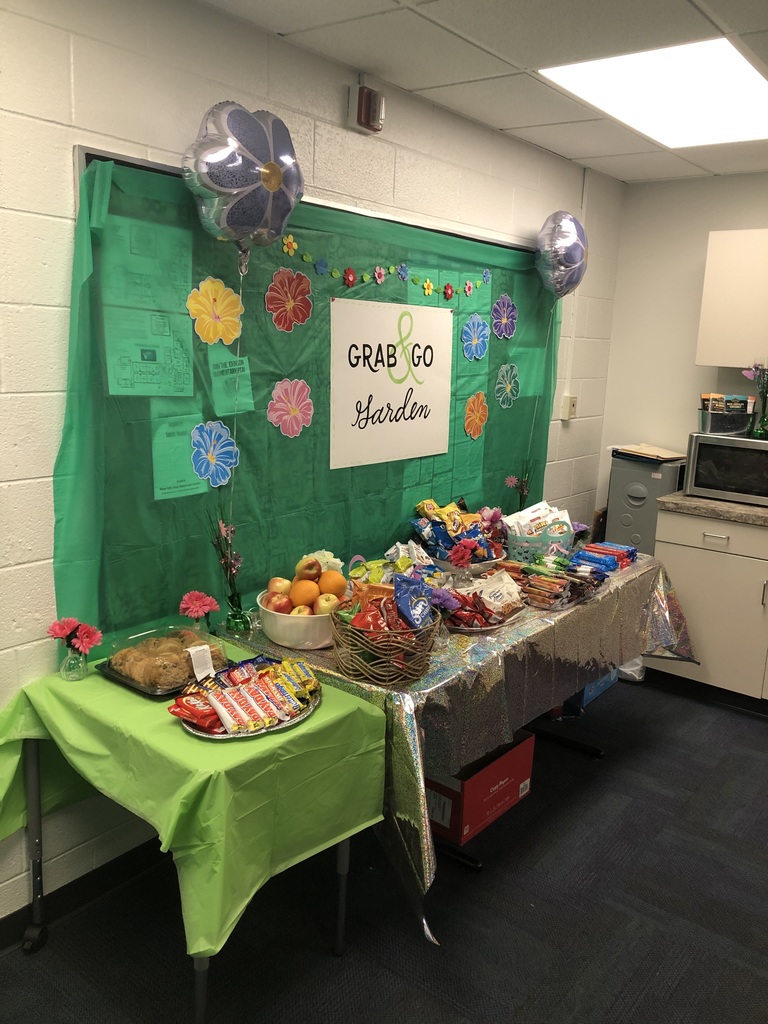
[0, 656, 386, 1023]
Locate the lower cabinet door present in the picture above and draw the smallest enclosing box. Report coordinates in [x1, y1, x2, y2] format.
[656, 540, 768, 699]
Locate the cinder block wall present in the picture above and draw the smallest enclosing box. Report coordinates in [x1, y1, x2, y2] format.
[0, 0, 624, 917]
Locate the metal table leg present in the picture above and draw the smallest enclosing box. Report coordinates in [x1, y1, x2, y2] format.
[334, 837, 350, 956]
[22, 738, 48, 953]
[193, 956, 210, 1024]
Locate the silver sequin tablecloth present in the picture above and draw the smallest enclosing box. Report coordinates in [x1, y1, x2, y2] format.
[224, 555, 693, 937]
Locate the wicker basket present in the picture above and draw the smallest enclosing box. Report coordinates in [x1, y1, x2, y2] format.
[330, 607, 440, 686]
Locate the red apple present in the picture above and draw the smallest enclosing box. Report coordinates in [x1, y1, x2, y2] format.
[313, 593, 340, 616]
[263, 591, 293, 615]
[294, 556, 322, 582]
[267, 576, 292, 596]
[290, 604, 313, 615]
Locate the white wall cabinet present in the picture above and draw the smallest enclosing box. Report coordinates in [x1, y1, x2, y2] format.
[655, 510, 768, 699]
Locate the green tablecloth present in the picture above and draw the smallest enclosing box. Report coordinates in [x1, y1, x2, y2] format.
[0, 660, 386, 957]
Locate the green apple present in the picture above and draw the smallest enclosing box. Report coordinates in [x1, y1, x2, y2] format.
[290, 605, 313, 615]
[313, 593, 340, 616]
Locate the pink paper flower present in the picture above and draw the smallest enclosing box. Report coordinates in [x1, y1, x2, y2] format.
[374, 265, 386, 285]
[464, 280, 473, 297]
[179, 591, 220, 621]
[71, 623, 103, 655]
[267, 378, 314, 438]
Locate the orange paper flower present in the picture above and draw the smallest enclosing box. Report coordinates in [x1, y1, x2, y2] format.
[464, 391, 488, 439]
[186, 277, 244, 346]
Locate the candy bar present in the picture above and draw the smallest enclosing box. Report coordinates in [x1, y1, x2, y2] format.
[238, 682, 280, 726]
[208, 689, 250, 733]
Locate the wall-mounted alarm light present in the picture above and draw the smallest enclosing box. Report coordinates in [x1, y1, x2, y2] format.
[348, 85, 385, 133]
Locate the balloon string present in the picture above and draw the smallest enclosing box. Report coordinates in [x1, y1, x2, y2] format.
[523, 298, 558, 473]
[226, 262, 245, 531]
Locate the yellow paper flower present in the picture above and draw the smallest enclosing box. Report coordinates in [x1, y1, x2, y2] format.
[282, 234, 298, 256]
[186, 277, 244, 346]
[423, 278, 434, 296]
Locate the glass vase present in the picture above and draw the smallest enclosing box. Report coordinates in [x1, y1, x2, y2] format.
[59, 649, 88, 681]
[751, 394, 768, 440]
[225, 594, 250, 636]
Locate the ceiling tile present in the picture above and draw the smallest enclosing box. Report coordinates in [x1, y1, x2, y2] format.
[698, 0, 768, 34]
[740, 29, 768, 65]
[283, 9, 515, 90]
[200, 0, 399, 35]
[509, 119, 659, 159]
[674, 139, 768, 174]
[579, 151, 711, 182]
[416, 74, 593, 129]
[412, 0, 719, 69]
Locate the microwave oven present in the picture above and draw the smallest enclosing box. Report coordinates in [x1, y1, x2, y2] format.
[683, 432, 768, 507]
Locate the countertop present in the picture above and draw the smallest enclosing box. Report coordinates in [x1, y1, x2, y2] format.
[656, 491, 768, 527]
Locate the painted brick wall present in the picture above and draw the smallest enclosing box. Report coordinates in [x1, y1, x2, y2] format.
[0, 0, 624, 917]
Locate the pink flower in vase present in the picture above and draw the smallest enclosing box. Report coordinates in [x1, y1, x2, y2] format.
[71, 623, 103, 654]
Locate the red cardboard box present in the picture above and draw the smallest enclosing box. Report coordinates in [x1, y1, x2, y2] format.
[425, 730, 534, 845]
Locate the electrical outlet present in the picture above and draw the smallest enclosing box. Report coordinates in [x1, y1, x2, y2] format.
[560, 394, 577, 420]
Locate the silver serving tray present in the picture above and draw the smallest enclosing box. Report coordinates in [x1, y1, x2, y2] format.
[180, 689, 321, 740]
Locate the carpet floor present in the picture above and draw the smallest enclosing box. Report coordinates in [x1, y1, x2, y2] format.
[1, 670, 767, 1024]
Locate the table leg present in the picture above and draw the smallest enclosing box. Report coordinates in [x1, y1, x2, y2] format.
[334, 837, 350, 956]
[22, 738, 48, 954]
[193, 955, 210, 1024]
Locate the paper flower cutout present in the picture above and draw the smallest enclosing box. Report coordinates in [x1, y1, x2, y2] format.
[182, 102, 304, 249]
[185, 277, 244, 346]
[423, 278, 434, 296]
[374, 266, 386, 285]
[397, 263, 409, 282]
[343, 267, 357, 287]
[267, 378, 314, 438]
[464, 280, 473, 297]
[443, 283, 454, 301]
[483, 269, 491, 285]
[492, 294, 518, 339]
[495, 364, 520, 408]
[315, 258, 328, 275]
[461, 313, 490, 361]
[191, 421, 240, 488]
[282, 234, 298, 256]
[265, 267, 313, 332]
[464, 392, 488, 440]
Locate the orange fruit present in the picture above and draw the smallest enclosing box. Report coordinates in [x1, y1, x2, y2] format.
[318, 569, 347, 598]
[289, 579, 320, 607]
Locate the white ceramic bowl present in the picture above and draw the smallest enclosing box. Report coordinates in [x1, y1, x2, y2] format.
[256, 591, 333, 650]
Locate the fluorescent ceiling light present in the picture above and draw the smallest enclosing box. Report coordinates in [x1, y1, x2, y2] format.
[540, 39, 768, 148]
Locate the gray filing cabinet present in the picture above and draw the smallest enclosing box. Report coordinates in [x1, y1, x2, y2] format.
[605, 454, 686, 555]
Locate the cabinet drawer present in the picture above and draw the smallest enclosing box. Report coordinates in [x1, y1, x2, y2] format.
[656, 510, 768, 559]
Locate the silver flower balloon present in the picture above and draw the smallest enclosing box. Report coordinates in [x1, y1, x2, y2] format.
[535, 211, 588, 298]
[182, 101, 304, 251]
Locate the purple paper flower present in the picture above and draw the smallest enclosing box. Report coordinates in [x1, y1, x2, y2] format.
[492, 294, 518, 339]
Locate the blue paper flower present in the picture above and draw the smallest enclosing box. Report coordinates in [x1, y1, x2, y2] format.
[482, 269, 491, 285]
[314, 258, 328, 275]
[190, 420, 240, 488]
[183, 102, 304, 248]
[492, 294, 518, 339]
[461, 314, 490, 361]
[397, 262, 409, 281]
[495, 364, 520, 408]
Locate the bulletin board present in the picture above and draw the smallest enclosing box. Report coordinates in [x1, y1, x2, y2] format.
[53, 160, 560, 632]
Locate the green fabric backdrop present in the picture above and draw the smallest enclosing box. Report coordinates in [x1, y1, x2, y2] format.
[53, 161, 560, 632]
